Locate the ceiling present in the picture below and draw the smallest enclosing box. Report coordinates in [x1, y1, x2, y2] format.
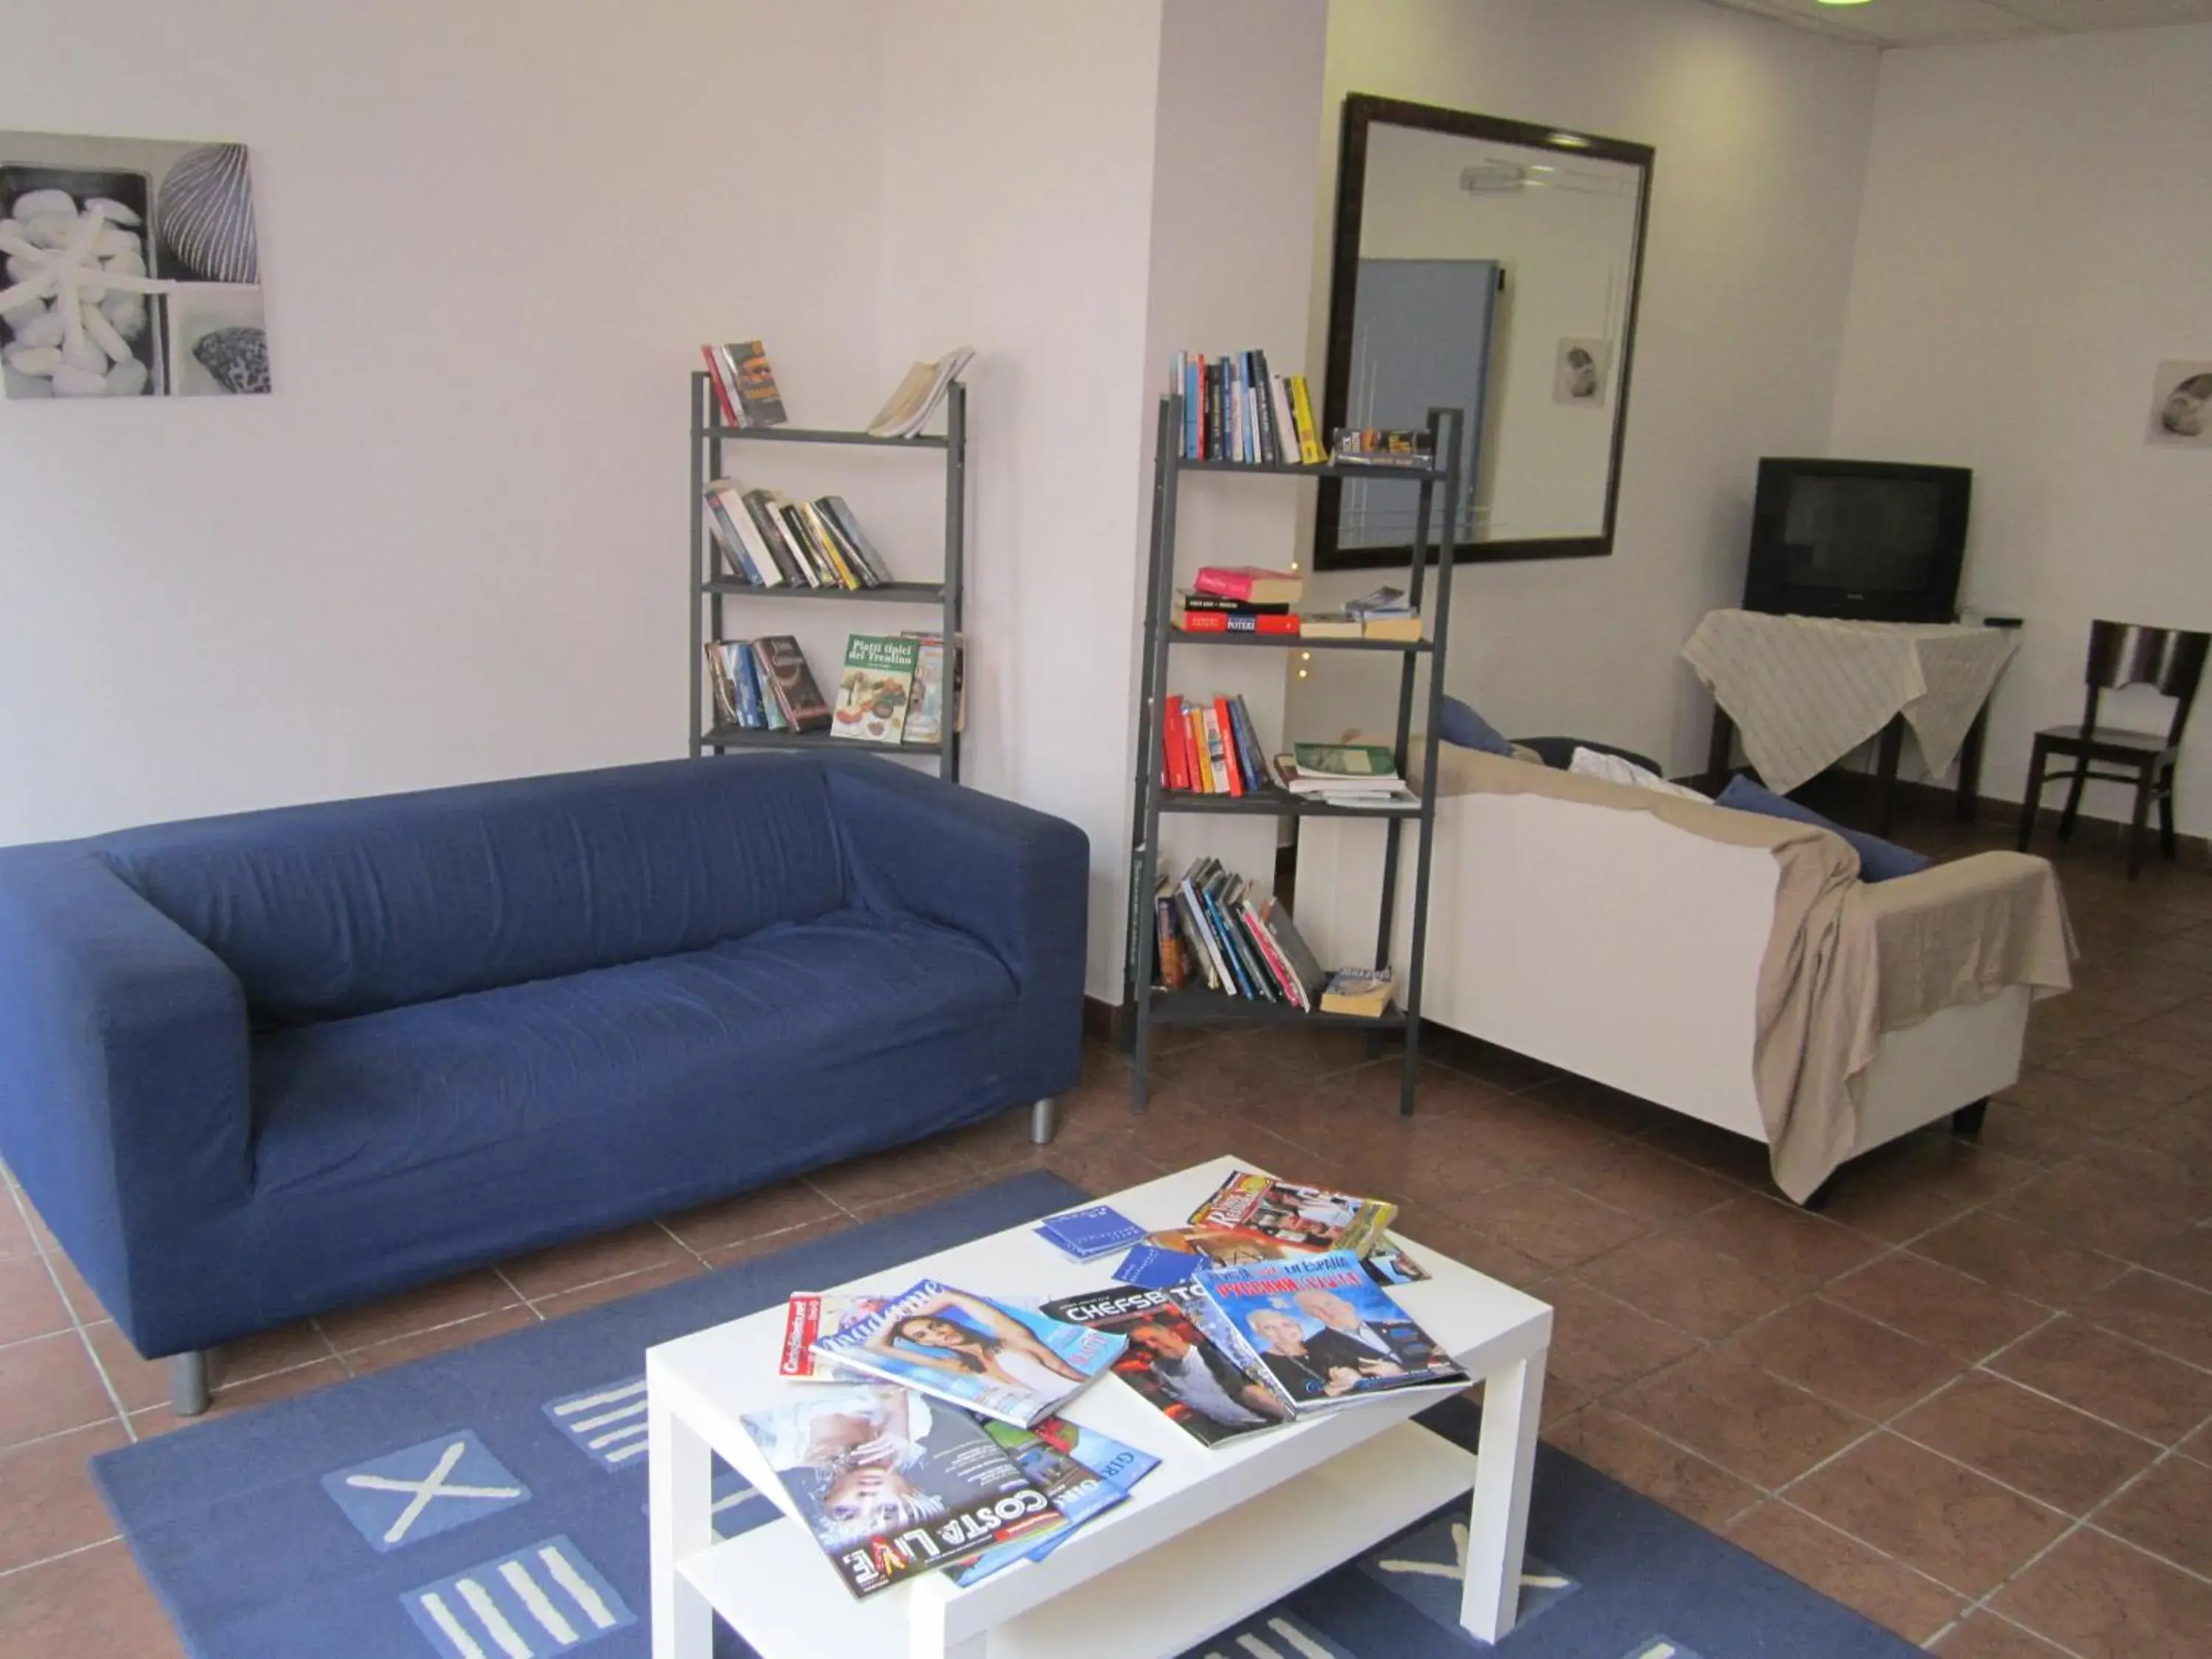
[1699, 0, 2212, 46]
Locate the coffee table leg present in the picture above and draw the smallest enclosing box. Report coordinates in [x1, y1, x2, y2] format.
[1459, 1349, 1547, 1642]
[648, 1390, 714, 1659]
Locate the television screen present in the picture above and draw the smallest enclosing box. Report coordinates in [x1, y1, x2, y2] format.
[1775, 475, 1944, 593]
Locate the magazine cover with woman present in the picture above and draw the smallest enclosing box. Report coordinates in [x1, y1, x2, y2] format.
[1194, 1250, 1467, 1416]
[737, 1383, 1065, 1599]
[813, 1281, 1128, 1428]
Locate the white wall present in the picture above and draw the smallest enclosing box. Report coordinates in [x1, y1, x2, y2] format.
[1289, 0, 1882, 769]
[0, 0, 890, 846]
[1827, 24, 2212, 831]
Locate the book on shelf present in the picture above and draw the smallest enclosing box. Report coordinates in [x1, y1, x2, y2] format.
[755, 634, 831, 731]
[1193, 566, 1303, 605]
[944, 1418, 1151, 1587]
[831, 633, 920, 743]
[1173, 598, 1299, 636]
[867, 347, 974, 438]
[1330, 427, 1435, 469]
[811, 1279, 1127, 1430]
[818, 495, 895, 585]
[1270, 745, 1416, 808]
[1320, 967, 1396, 1018]
[704, 641, 744, 727]
[900, 632, 964, 745]
[704, 341, 787, 428]
[1171, 350, 1323, 465]
[1188, 1250, 1467, 1418]
[1343, 585, 1421, 640]
[1190, 1171, 1398, 1259]
[749, 642, 787, 729]
[1152, 855, 1321, 1009]
[1178, 591, 1291, 616]
[1160, 692, 1275, 798]
[1296, 613, 1363, 640]
[1039, 1284, 1288, 1446]
[736, 1382, 1064, 1600]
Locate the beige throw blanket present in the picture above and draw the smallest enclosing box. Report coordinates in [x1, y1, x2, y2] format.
[1413, 747, 2073, 1199]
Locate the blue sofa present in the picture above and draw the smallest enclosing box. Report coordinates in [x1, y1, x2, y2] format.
[0, 754, 1088, 1408]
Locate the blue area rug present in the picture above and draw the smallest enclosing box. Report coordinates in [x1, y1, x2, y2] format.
[95, 1169, 1919, 1658]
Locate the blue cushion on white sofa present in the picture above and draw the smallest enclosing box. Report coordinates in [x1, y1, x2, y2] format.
[1437, 696, 1514, 757]
[1714, 776, 1934, 883]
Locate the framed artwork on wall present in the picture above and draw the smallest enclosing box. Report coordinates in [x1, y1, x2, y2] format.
[1, 128, 269, 400]
[2147, 360, 2212, 448]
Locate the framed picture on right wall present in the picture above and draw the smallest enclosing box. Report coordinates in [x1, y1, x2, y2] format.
[2146, 360, 2212, 447]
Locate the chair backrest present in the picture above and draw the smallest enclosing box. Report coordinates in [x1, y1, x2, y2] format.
[2081, 621, 2211, 747]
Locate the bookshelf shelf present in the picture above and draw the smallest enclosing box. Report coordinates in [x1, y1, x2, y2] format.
[1147, 988, 1411, 1031]
[696, 424, 950, 451]
[700, 578, 946, 605]
[1166, 631, 1430, 653]
[1124, 391, 1467, 1118]
[1157, 787, 1422, 820]
[689, 373, 965, 781]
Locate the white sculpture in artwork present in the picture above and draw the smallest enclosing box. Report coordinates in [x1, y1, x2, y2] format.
[0, 195, 178, 397]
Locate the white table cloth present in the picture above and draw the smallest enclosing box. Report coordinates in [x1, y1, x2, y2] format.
[1682, 609, 2020, 796]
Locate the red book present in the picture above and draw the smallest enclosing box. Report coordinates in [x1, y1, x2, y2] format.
[701, 347, 742, 425]
[1212, 698, 1244, 796]
[1176, 610, 1229, 633]
[1193, 566, 1301, 604]
[1163, 695, 1191, 791]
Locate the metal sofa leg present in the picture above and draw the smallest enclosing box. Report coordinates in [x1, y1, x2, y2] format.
[1951, 1098, 1989, 1139]
[170, 1349, 212, 1416]
[1030, 1097, 1060, 1146]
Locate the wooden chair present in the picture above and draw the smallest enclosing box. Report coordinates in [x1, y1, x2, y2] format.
[2018, 621, 2209, 877]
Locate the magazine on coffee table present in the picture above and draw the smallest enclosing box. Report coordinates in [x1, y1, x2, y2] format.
[1191, 1251, 1467, 1418]
[1039, 1284, 1287, 1446]
[1189, 1170, 1398, 1258]
[737, 1383, 1064, 1599]
[813, 1280, 1127, 1429]
[945, 1417, 1155, 1587]
[777, 1292, 894, 1380]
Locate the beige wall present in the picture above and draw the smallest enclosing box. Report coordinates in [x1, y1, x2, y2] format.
[1828, 24, 2212, 830]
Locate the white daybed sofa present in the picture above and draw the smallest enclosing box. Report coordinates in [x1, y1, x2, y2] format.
[1293, 748, 2073, 1202]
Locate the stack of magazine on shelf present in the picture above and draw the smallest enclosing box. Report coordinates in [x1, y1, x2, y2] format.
[703, 636, 831, 733]
[1153, 857, 1327, 1009]
[703, 481, 896, 591]
[1268, 742, 1416, 809]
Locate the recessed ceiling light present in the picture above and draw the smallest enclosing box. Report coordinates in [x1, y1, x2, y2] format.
[1815, 0, 1873, 7]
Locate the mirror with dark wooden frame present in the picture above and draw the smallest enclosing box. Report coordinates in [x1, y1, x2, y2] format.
[1315, 96, 1655, 570]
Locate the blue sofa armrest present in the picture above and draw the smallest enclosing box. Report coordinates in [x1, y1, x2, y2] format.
[823, 758, 1089, 1082]
[0, 848, 252, 1349]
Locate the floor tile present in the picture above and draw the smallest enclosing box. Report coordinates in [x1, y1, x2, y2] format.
[1540, 1277, 1702, 1398]
[1994, 1526, 2212, 1659]
[696, 1214, 853, 1270]
[1669, 1193, 1882, 1293]
[1933, 1613, 2073, 1657]
[0, 1256, 71, 1346]
[1574, 1231, 1798, 1340]
[1895, 1371, 2160, 1515]
[1540, 1407, 1761, 1529]
[1610, 1349, 1863, 1488]
[1824, 1252, 2045, 1362]
[499, 1222, 694, 1300]
[0, 1538, 185, 1658]
[1727, 1297, 1961, 1421]
[1812, 1135, 2039, 1244]
[1994, 1164, 2209, 1262]
[314, 1270, 521, 1353]
[2093, 1453, 2212, 1579]
[0, 1419, 128, 1573]
[848, 1172, 996, 1223]
[127, 1358, 348, 1439]
[0, 1332, 116, 1448]
[1546, 1142, 1743, 1222]
[341, 1306, 541, 1376]
[1451, 1178, 1650, 1268]
[1786, 1432, 2068, 1597]
[535, 1257, 705, 1321]
[1721, 1500, 1964, 1642]
[1990, 1315, 2212, 1444]
[0, 1194, 35, 1263]
[2069, 1270, 2212, 1371]
[1910, 1210, 2129, 1307]
[801, 1139, 979, 1210]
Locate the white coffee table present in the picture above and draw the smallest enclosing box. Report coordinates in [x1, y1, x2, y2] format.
[647, 1155, 1551, 1659]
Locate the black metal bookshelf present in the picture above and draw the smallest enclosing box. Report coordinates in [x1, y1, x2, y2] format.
[688, 372, 966, 780]
[1126, 392, 1464, 1116]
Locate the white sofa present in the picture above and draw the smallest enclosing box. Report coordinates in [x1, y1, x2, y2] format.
[1293, 749, 2073, 1201]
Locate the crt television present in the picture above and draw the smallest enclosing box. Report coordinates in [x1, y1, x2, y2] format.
[1742, 459, 1972, 623]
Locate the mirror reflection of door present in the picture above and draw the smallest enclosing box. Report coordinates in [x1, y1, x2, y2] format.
[1317, 99, 1653, 568]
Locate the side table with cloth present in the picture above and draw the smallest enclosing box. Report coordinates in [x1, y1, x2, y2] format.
[1684, 609, 2021, 830]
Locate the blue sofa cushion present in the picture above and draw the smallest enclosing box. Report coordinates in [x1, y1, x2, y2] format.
[95, 758, 849, 1023]
[1437, 695, 1515, 757]
[250, 906, 1017, 1196]
[1714, 776, 1935, 883]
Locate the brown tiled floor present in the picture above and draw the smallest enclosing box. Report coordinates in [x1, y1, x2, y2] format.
[3, 827, 2211, 1655]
